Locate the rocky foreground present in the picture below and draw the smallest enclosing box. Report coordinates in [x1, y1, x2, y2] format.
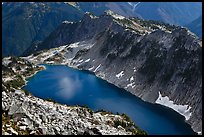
[2, 57, 146, 135]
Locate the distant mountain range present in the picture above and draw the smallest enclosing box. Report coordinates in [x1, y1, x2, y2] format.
[66, 2, 202, 38]
[2, 2, 202, 57]
[68, 2, 201, 26]
[186, 16, 202, 38]
[2, 2, 83, 57]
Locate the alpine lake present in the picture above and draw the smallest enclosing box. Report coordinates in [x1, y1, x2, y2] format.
[23, 64, 196, 135]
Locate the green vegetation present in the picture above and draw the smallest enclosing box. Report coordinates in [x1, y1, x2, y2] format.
[2, 112, 31, 135]
[121, 113, 131, 122]
[23, 89, 32, 96]
[4, 75, 24, 90]
[2, 65, 15, 76]
[95, 109, 113, 115]
[24, 66, 43, 77]
[92, 120, 99, 125]
[80, 105, 93, 115]
[114, 120, 127, 128]
[130, 17, 176, 32]
[113, 113, 147, 135]
[126, 27, 143, 35]
[106, 120, 113, 126]
[118, 18, 134, 26]
[45, 98, 57, 104]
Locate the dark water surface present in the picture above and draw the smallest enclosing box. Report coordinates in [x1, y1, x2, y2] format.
[23, 64, 196, 135]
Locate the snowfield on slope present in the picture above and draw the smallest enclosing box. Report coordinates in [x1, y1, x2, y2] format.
[155, 91, 192, 121]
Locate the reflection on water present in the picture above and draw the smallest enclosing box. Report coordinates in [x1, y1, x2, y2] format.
[24, 64, 196, 135]
[57, 77, 82, 99]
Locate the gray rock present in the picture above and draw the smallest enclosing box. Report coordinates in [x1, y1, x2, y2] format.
[30, 131, 36, 135]
[8, 103, 22, 115]
[7, 127, 18, 135]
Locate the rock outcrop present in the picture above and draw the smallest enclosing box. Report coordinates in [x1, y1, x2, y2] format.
[2, 90, 144, 135]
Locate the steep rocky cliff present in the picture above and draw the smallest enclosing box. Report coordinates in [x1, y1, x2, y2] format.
[24, 11, 202, 134]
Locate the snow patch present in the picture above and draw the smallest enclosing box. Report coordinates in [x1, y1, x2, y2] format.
[94, 64, 101, 72]
[88, 66, 95, 71]
[62, 20, 74, 24]
[197, 131, 202, 135]
[155, 91, 192, 121]
[78, 59, 83, 63]
[130, 76, 134, 82]
[46, 61, 55, 64]
[133, 67, 137, 72]
[90, 14, 98, 19]
[112, 14, 125, 20]
[69, 42, 80, 48]
[116, 71, 124, 79]
[84, 58, 90, 63]
[127, 82, 135, 88]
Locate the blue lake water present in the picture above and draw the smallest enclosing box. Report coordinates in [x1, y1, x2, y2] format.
[23, 64, 196, 135]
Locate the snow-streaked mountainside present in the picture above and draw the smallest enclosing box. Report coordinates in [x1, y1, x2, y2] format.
[22, 11, 202, 134]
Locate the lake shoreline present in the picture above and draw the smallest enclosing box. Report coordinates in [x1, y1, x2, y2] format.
[26, 63, 197, 135]
[42, 63, 198, 134]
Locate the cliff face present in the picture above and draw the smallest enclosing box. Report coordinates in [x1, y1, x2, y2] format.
[23, 11, 202, 134]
